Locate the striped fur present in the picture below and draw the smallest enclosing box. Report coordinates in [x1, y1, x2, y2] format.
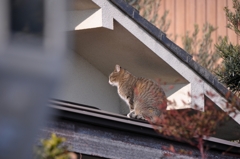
[109, 65, 167, 123]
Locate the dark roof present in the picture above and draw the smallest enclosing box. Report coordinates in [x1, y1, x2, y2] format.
[49, 99, 240, 156]
[109, 0, 239, 105]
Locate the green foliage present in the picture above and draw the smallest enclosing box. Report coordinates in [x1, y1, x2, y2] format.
[216, 0, 240, 95]
[216, 37, 240, 94]
[34, 133, 70, 159]
[182, 23, 220, 73]
[225, 0, 240, 36]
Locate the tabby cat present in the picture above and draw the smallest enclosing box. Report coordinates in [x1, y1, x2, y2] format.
[109, 64, 167, 123]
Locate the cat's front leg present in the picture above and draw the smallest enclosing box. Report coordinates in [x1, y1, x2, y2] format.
[127, 95, 134, 110]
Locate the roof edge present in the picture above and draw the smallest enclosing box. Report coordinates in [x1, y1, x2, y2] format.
[49, 99, 240, 154]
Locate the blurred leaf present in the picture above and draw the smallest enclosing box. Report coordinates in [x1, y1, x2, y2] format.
[34, 133, 71, 159]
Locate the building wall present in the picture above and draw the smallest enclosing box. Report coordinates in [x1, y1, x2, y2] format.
[156, 0, 238, 48]
[53, 50, 121, 113]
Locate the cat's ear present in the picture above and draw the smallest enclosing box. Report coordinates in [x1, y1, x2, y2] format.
[115, 64, 121, 72]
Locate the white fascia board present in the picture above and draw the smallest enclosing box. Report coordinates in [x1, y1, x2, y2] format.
[68, 9, 101, 30]
[167, 84, 191, 110]
[204, 83, 240, 124]
[165, 82, 204, 111]
[68, 7, 113, 30]
[191, 80, 204, 111]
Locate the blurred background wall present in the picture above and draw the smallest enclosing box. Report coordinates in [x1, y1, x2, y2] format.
[158, 0, 238, 47]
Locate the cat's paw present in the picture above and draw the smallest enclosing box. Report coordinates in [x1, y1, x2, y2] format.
[135, 114, 145, 120]
[127, 111, 146, 121]
[127, 111, 135, 118]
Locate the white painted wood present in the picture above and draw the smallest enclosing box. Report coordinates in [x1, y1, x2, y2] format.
[167, 84, 191, 110]
[69, 9, 103, 30]
[68, 7, 113, 31]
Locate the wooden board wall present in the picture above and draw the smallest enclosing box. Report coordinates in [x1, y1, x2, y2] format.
[156, 0, 238, 48]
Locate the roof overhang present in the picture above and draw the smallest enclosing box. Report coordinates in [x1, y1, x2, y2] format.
[67, 0, 240, 139]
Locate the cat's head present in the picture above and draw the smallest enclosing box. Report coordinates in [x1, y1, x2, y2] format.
[109, 64, 124, 86]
